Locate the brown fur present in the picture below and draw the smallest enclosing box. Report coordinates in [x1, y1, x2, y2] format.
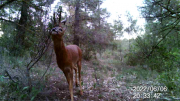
[51, 25, 83, 101]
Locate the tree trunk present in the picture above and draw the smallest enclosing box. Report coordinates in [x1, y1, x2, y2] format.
[14, 0, 29, 55]
[14, 0, 32, 90]
[98, 0, 101, 29]
[73, 0, 80, 46]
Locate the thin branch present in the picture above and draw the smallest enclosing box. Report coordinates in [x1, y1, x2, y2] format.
[144, 17, 180, 34]
[27, 34, 51, 67]
[142, 12, 177, 19]
[145, 18, 180, 58]
[37, 47, 53, 86]
[156, 21, 179, 46]
[153, 0, 180, 17]
[167, 0, 170, 9]
[27, 35, 52, 70]
[5, 69, 18, 83]
[0, 0, 17, 9]
[22, 0, 43, 12]
[0, 18, 36, 34]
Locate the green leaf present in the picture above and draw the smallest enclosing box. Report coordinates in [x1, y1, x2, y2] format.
[23, 86, 29, 91]
[20, 94, 27, 99]
[31, 96, 35, 101]
[0, 76, 5, 82]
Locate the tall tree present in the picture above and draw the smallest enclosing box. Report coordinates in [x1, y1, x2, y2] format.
[60, 0, 112, 59]
[0, 0, 55, 89]
[15, 0, 30, 52]
[73, 0, 80, 46]
[124, 12, 138, 52]
[140, 0, 180, 58]
[113, 16, 124, 40]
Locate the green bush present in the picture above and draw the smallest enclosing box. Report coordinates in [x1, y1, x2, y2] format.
[0, 80, 41, 101]
[157, 68, 180, 97]
[124, 52, 144, 66]
[102, 49, 112, 58]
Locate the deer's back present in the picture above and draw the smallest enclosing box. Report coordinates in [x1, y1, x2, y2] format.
[66, 45, 82, 64]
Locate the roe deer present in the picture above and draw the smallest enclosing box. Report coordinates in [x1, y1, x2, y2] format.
[50, 13, 83, 101]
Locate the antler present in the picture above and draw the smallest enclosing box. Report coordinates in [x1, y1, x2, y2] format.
[58, 11, 62, 24]
[53, 12, 57, 26]
[58, 6, 62, 25]
[53, 6, 67, 27]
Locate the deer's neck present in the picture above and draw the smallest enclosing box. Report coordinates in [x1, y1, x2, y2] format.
[53, 38, 68, 60]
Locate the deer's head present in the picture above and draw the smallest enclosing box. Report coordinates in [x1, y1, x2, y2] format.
[51, 25, 66, 37]
[51, 12, 66, 38]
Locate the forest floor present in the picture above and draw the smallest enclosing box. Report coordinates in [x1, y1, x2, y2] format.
[0, 51, 169, 101]
[36, 57, 135, 101]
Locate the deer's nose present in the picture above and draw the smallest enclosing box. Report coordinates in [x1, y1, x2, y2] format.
[52, 28, 56, 31]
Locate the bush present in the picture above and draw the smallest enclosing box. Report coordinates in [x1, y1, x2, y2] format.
[157, 68, 180, 97]
[124, 52, 144, 66]
[83, 48, 93, 60]
[0, 80, 41, 101]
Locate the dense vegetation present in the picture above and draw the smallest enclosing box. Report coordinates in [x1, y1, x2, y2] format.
[0, 0, 180, 100]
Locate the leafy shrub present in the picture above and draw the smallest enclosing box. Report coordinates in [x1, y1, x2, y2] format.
[102, 49, 112, 58]
[124, 52, 144, 66]
[0, 80, 41, 101]
[83, 48, 93, 60]
[157, 68, 180, 97]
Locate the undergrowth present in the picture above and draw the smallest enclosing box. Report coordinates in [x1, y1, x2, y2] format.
[102, 48, 180, 100]
[0, 52, 55, 101]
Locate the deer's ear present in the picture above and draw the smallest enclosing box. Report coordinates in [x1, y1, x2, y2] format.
[61, 19, 66, 25]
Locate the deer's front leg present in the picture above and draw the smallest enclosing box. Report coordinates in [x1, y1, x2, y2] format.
[64, 67, 74, 101]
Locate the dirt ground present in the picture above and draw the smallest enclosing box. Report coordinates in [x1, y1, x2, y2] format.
[36, 59, 134, 101]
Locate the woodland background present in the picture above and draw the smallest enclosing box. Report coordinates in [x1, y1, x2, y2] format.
[0, 0, 180, 100]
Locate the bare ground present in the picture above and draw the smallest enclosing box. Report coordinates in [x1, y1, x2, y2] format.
[35, 59, 134, 101]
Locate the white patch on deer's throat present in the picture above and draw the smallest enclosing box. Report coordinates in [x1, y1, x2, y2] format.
[51, 31, 58, 35]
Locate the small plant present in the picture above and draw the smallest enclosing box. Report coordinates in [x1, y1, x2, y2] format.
[102, 49, 112, 58]
[92, 60, 99, 66]
[30, 87, 41, 101]
[93, 83, 97, 88]
[98, 94, 103, 99]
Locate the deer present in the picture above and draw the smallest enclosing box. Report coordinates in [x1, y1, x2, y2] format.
[50, 12, 83, 101]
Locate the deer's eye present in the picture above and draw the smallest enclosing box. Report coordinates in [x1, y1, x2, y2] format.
[59, 29, 62, 31]
[52, 28, 56, 31]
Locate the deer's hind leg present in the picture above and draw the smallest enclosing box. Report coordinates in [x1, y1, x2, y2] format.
[77, 61, 83, 95]
[73, 64, 78, 87]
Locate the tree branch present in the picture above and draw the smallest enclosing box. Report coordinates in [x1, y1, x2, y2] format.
[36, 48, 53, 86]
[153, 0, 180, 17]
[0, 0, 17, 9]
[5, 69, 18, 83]
[145, 18, 180, 58]
[27, 35, 52, 70]
[0, 18, 36, 34]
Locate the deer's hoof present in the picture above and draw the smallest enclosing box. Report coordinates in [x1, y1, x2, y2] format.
[80, 91, 83, 95]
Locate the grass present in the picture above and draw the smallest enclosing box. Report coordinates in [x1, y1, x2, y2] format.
[119, 66, 159, 86]
[1, 48, 179, 100]
[100, 49, 180, 100]
[0, 53, 56, 101]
